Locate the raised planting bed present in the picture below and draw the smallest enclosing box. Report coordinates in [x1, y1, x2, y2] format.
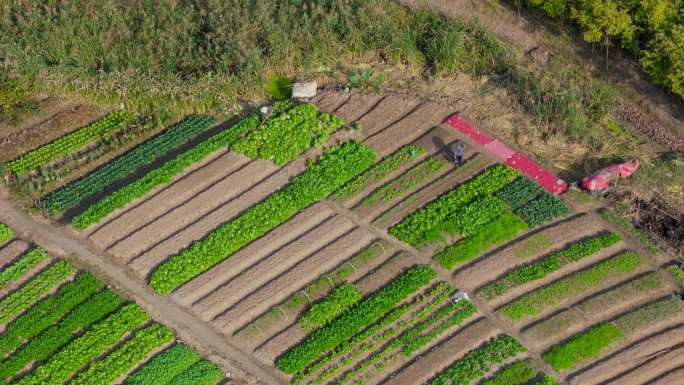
[72, 113, 260, 229]
[7, 111, 136, 176]
[150, 141, 377, 294]
[40, 115, 216, 214]
[478, 232, 621, 300]
[388, 164, 519, 247]
[275, 264, 436, 374]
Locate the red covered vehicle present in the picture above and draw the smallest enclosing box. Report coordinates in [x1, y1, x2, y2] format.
[581, 160, 641, 192]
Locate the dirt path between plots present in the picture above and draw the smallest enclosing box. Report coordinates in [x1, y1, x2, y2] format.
[0, 193, 286, 385]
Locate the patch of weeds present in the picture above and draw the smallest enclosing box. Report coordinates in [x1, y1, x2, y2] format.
[347, 68, 385, 91]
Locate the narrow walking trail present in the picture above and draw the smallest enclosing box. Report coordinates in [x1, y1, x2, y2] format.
[0, 191, 287, 385]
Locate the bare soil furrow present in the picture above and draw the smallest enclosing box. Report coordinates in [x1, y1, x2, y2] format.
[521, 274, 674, 350]
[354, 150, 479, 220]
[0, 239, 30, 268]
[453, 213, 602, 290]
[191, 215, 355, 320]
[601, 344, 684, 385]
[123, 157, 298, 276]
[566, 325, 684, 385]
[253, 321, 307, 366]
[86, 149, 243, 244]
[351, 95, 423, 141]
[311, 89, 350, 114]
[213, 228, 375, 333]
[482, 241, 628, 308]
[382, 317, 499, 385]
[564, 309, 684, 382]
[109, 157, 277, 262]
[354, 252, 417, 294]
[171, 203, 333, 306]
[332, 93, 386, 126]
[364, 103, 453, 157]
[647, 364, 684, 385]
[233, 240, 398, 352]
[372, 156, 496, 229]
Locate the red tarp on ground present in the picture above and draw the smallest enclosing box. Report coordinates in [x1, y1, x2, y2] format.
[446, 114, 568, 195]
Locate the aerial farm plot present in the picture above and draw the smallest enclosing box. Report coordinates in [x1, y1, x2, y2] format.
[0, 222, 226, 385]
[2, 90, 683, 385]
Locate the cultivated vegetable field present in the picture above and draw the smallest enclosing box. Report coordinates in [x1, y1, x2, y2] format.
[0, 226, 224, 385]
[3, 91, 683, 385]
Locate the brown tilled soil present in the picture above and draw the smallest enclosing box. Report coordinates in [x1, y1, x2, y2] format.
[191, 215, 356, 321]
[567, 325, 684, 385]
[0, 239, 30, 268]
[108, 157, 278, 263]
[212, 229, 375, 333]
[521, 274, 674, 350]
[602, 344, 684, 385]
[482, 240, 628, 308]
[253, 322, 307, 365]
[84, 148, 240, 241]
[648, 365, 684, 385]
[564, 307, 684, 381]
[382, 318, 499, 385]
[0, 103, 103, 161]
[233, 239, 398, 351]
[171, 203, 333, 306]
[452, 213, 603, 290]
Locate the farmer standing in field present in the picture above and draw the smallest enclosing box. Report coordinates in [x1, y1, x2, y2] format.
[453, 141, 465, 167]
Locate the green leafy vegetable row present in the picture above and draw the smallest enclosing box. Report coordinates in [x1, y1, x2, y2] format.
[309, 282, 455, 385]
[8, 111, 136, 175]
[442, 195, 509, 237]
[388, 165, 519, 246]
[479, 232, 621, 299]
[359, 156, 448, 207]
[293, 281, 450, 385]
[428, 335, 527, 385]
[434, 212, 529, 269]
[481, 360, 536, 385]
[0, 272, 101, 357]
[276, 265, 436, 374]
[150, 141, 377, 294]
[0, 290, 124, 382]
[165, 359, 223, 385]
[515, 193, 570, 226]
[543, 322, 623, 371]
[495, 176, 545, 210]
[69, 323, 174, 385]
[72, 114, 260, 229]
[124, 343, 201, 385]
[299, 283, 362, 332]
[401, 301, 478, 356]
[335, 145, 424, 200]
[233, 102, 344, 165]
[41, 115, 215, 214]
[544, 297, 684, 371]
[669, 265, 684, 289]
[501, 251, 642, 320]
[0, 259, 74, 324]
[0, 224, 12, 247]
[14, 303, 149, 385]
[0, 247, 48, 289]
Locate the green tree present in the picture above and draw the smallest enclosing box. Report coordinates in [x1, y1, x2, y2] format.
[571, 0, 636, 64]
[641, 24, 684, 98]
